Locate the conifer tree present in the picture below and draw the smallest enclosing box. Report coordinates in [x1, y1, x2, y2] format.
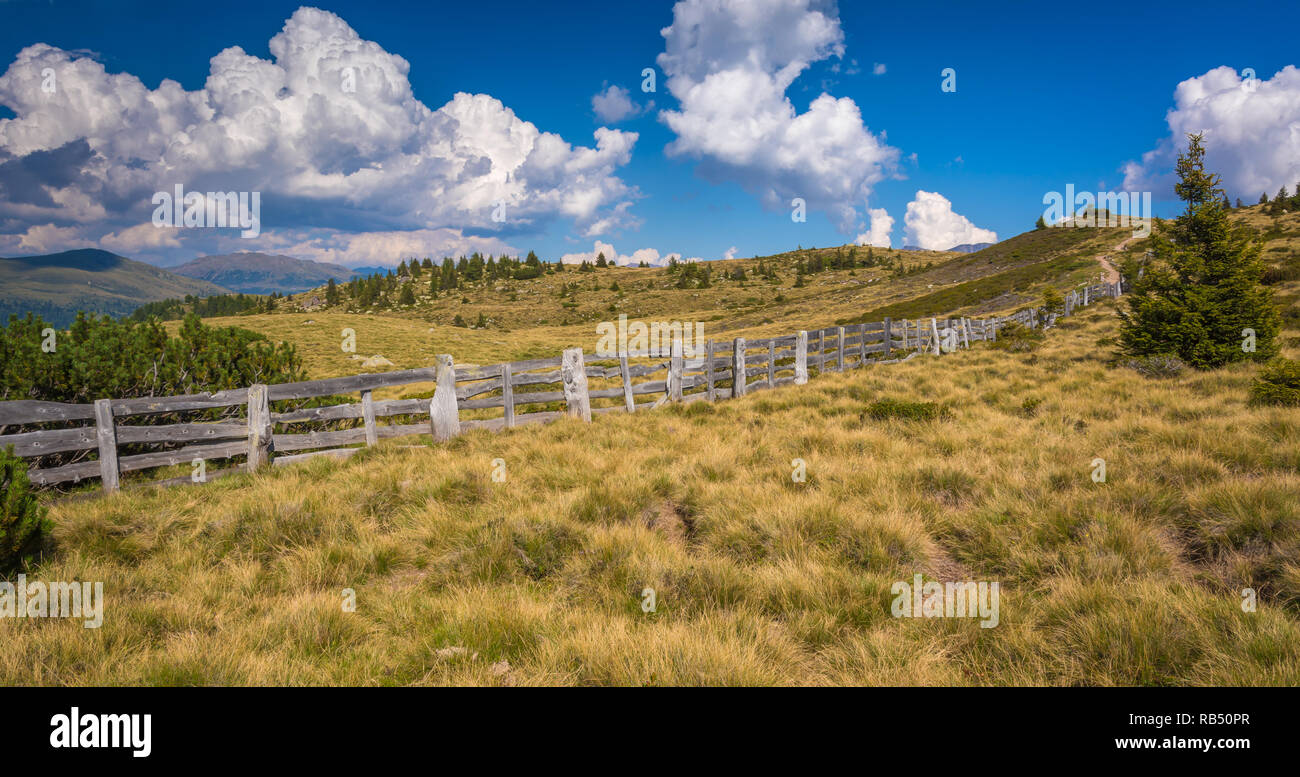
[1118, 133, 1280, 368]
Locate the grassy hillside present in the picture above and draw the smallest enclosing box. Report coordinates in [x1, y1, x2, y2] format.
[184, 226, 1133, 389]
[0, 249, 229, 327]
[11, 301, 1300, 685]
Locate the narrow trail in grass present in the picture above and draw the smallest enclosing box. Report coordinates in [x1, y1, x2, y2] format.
[1096, 236, 1136, 284]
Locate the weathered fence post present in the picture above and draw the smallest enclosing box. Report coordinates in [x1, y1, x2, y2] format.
[429, 354, 461, 441]
[361, 389, 379, 447]
[882, 317, 892, 358]
[669, 337, 684, 402]
[1083, 286, 1089, 306]
[961, 318, 971, 349]
[704, 339, 715, 401]
[930, 318, 941, 355]
[816, 330, 825, 373]
[856, 323, 867, 366]
[836, 327, 845, 371]
[732, 337, 747, 398]
[93, 398, 120, 493]
[502, 362, 516, 427]
[618, 355, 634, 413]
[795, 331, 809, 385]
[767, 341, 776, 387]
[246, 384, 272, 472]
[561, 347, 592, 421]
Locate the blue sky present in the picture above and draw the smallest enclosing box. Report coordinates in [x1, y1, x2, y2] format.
[1, 0, 1298, 267]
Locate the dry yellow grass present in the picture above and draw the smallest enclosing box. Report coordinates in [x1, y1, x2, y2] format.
[170, 228, 1132, 392]
[9, 300, 1299, 686]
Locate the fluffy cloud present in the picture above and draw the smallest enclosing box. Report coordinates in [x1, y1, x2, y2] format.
[0, 7, 639, 261]
[856, 207, 892, 247]
[560, 240, 699, 267]
[872, 63, 886, 76]
[273, 228, 517, 268]
[903, 191, 996, 250]
[1122, 66, 1300, 200]
[722, 245, 738, 260]
[100, 223, 183, 253]
[656, 0, 900, 234]
[591, 85, 647, 123]
[1, 223, 94, 254]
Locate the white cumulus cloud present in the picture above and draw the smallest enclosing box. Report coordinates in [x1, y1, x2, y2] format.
[591, 85, 647, 123]
[1122, 65, 1300, 201]
[0, 7, 640, 261]
[560, 240, 700, 267]
[903, 191, 996, 250]
[856, 207, 892, 247]
[655, 0, 900, 234]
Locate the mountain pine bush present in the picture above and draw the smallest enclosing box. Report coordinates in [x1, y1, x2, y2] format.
[1249, 358, 1300, 406]
[0, 311, 304, 405]
[1, 446, 50, 575]
[1118, 133, 1281, 368]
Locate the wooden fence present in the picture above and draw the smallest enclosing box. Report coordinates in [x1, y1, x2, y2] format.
[0, 280, 1124, 495]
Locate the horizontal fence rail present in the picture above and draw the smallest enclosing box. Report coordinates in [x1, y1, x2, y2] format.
[0, 280, 1124, 495]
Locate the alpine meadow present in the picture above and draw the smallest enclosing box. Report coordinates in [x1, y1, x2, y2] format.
[1, 0, 1299, 745]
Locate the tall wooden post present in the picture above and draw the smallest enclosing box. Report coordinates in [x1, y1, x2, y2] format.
[361, 389, 379, 446]
[429, 354, 461, 441]
[835, 327, 845, 371]
[246, 384, 272, 472]
[94, 398, 120, 493]
[931, 318, 941, 355]
[795, 331, 808, 385]
[502, 362, 516, 427]
[883, 317, 892, 358]
[669, 337, 684, 402]
[767, 341, 776, 387]
[561, 347, 591, 421]
[618, 355, 634, 413]
[732, 337, 747, 398]
[704, 339, 716, 400]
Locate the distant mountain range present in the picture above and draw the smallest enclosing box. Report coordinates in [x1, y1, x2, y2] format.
[948, 242, 995, 253]
[169, 252, 358, 295]
[901, 243, 994, 253]
[0, 249, 230, 328]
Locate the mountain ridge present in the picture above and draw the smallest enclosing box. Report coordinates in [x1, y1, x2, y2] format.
[170, 252, 359, 295]
[0, 248, 230, 327]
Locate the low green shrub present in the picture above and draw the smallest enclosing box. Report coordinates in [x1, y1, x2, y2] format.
[863, 398, 952, 422]
[989, 321, 1044, 353]
[1250, 358, 1300, 406]
[1, 447, 51, 575]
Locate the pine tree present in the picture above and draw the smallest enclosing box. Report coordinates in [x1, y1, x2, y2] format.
[325, 278, 339, 305]
[1035, 214, 1047, 230]
[1, 446, 51, 574]
[1269, 185, 1290, 214]
[1118, 133, 1280, 368]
